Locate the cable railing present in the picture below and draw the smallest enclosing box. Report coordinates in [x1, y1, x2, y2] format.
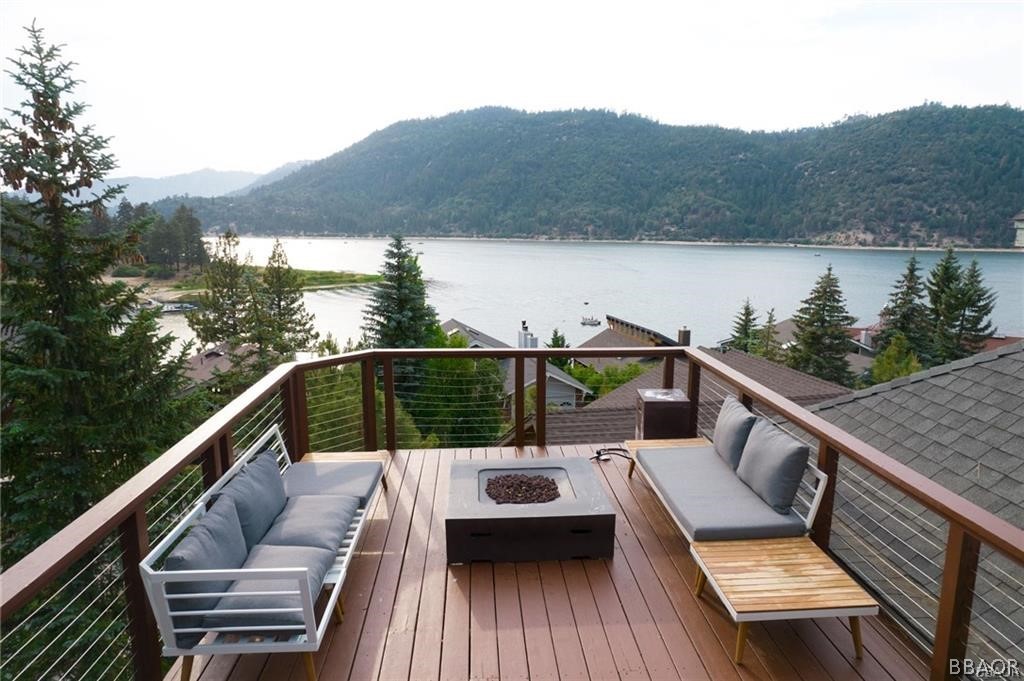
[1, 345, 1021, 681]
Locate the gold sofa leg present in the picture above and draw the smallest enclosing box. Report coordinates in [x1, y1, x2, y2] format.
[180, 656, 193, 681]
[303, 651, 317, 681]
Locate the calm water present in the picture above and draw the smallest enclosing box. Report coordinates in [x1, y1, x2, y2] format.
[160, 238, 1024, 353]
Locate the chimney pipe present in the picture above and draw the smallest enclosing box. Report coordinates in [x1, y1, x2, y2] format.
[678, 327, 691, 346]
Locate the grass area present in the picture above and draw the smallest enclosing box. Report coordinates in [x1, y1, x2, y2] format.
[171, 268, 381, 291]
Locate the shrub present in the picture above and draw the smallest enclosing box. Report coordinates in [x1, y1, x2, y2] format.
[145, 265, 175, 280]
[111, 265, 144, 277]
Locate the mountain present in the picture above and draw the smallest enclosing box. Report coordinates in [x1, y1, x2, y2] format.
[226, 161, 312, 196]
[104, 168, 259, 204]
[153, 105, 1024, 246]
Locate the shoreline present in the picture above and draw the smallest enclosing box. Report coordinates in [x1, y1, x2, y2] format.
[228, 233, 1022, 254]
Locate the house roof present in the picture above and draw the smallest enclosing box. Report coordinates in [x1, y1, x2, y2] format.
[585, 347, 852, 411]
[441, 318, 590, 396]
[576, 315, 682, 370]
[441, 319, 508, 349]
[812, 340, 1024, 528]
[184, 342, 240, 384]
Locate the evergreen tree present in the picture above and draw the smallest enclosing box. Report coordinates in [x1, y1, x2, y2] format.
[263, 239, 318, 354]
[546, 327, 570, 369]
[876, 256, 930, 362]
[730, 299, 759, 352]
[753, 307, 784, 362]
[953, 260, 996, 356]
[871, 332, 922, 383]
[787, 265, 856, 386]
[185, 230, 250, 346]
[925, 250, 996, 364]
[925, 248, 963, 365]
[0, 25, 198, 560]
[170, 203, 206, 270]
[361, 235, 438, 348]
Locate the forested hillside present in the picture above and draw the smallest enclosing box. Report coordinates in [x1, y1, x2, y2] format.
[154, 105, 1024, 246]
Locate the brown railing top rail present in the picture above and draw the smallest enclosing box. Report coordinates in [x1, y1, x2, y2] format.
[0, 361, 297, 619]
[685, 346, 1024, 565]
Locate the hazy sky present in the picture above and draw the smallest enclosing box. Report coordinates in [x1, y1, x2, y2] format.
[2, 0, 1021, 178]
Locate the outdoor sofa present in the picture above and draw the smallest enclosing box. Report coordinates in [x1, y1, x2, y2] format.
[140, 426, 385, 681]
[628, 395, 827, 542]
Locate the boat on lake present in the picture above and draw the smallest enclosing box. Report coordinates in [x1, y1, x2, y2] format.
[162, 302, 198, 314]
[581, 316, 601, 326]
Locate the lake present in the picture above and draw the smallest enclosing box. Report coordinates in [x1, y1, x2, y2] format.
[159, 238, 1024, 353]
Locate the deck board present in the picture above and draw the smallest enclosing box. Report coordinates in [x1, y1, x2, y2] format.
[182, 444, 928, 681]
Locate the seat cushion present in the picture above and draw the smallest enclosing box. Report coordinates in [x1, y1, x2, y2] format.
[737, 419, 810, 514]
[203, 544, 336, 631]
[217, 451, 288, 550]
[282, 461, 383, 505]
[260, 494, 360, 551]
[637, 446, 805, 541]
[164, 496, 248, 648]
[713, 396, 757, 470]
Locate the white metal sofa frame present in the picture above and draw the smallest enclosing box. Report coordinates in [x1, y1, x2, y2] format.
[627, 441, 829, 543]
[140, 425, 383, 681]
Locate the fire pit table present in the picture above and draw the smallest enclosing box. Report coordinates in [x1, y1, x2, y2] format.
[446, 458, 615, 563]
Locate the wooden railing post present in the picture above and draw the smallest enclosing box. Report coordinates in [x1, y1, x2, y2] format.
[280, 374, 301, 460]
[361, 358, 378, 451]
[216, 432, 233, 471]
[119, 509, 161, 681]
[382, 357, 397, 451]
[293, 368, 309, 457]
[812, 442, 839, 551]
[514, 356, 525, 447]
[931, 524, 981, 681]
[662, 356, 674, 389]
[738, 390, 753, 410]
[685, 362, 701, 437]
[535, 355, 547, 447]
[200, 445, 221, 489]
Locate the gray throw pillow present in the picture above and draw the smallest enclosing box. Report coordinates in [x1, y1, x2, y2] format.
[713, 395, 757, 469]
[736, 419, 810, 514]
[164, 496, 248, 647]
[217, 451, 287, 550]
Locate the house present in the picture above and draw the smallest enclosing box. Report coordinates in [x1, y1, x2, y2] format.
[574, 314, 688, 371]
[441, 318, 591, 409]
[766, 317, 874, 377]
[811, 341, 1024, 653]
[499, 347, 851, 445]
[183, 342, 255, 386]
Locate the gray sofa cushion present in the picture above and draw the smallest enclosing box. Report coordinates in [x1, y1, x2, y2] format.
[260, 494, 360, 551]
[737, 419, 810, 514]
[713, 395, 757, 469]
[217, 452, 287, 550]
[203, 544, 336, 631]
[637, 446, 804, 541]
[282, 461, 383, 505]
[164, 496, 248, 647]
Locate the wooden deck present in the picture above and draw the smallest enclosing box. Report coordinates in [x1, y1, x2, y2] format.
[167, 445, 928, 681]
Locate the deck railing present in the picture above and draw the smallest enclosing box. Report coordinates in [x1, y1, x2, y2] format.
[1, 346, 1021, 681]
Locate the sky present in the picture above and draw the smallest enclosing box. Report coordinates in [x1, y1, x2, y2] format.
[1, 0, 1021, 178]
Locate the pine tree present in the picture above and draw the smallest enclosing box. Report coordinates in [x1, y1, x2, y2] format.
[361, 235, 438, 348]
[730, 299, 759, 352]
[170, 203, 207, 270]
[546, 327, 570, 369]
[876, 256, 930, 363]
[0, 25, 198, 559]
[924, 250, 996, 364]
[787, 265, 856, 386]
[263, 239, 318, 354]
[753, 307, 784, 362]
[952, 260, 996, 356]
[186, 230, 250, 346]
[925, 248, 963, 365]
[871, 332, 923, 383]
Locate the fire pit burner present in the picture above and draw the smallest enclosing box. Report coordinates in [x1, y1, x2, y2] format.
[486, 473, 560, 504]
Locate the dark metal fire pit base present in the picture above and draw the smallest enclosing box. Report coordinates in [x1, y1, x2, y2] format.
[446, 458, 615, 563]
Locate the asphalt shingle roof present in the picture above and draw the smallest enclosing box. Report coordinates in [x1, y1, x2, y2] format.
[813, 341, 1024, 528]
